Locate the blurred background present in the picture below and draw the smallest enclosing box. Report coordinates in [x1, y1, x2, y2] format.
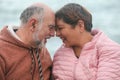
[0, 0, 120, 58]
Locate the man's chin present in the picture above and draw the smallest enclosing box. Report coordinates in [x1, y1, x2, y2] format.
[44, 39, 47, 43]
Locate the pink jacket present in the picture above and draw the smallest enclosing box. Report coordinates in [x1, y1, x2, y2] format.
[52, 30, 120, 80]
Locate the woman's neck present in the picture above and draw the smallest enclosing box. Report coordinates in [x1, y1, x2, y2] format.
[72, 46, 82, 58]
[72, 32, 93, 58]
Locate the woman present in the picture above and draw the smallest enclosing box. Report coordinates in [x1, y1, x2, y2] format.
[52, 3, 120, 80]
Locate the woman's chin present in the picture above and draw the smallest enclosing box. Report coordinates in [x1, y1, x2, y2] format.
[64, 43, 70, 48]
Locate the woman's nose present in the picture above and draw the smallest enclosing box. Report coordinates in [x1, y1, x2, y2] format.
[56, 30, 60, 37]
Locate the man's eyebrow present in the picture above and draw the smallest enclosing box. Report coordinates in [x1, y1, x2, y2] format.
[48, 25, 55, 28]
[49, 24, 55, 26]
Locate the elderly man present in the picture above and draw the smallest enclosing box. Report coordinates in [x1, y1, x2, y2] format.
[0, 2, 55, 80]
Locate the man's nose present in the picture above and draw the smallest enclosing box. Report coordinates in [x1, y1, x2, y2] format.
[50, 29, 55, 37]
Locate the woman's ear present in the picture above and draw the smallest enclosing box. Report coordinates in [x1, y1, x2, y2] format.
[77, 20, 85, 32]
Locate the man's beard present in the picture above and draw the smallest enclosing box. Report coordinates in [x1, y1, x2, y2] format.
[33, 31, 45, 48]
[32, 39, 45, 49]
[38, 39, 45, 48]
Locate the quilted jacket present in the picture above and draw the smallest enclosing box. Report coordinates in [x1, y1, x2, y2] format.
[53, 30, 120, 80]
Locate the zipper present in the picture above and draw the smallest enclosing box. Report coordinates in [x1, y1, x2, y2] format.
[73, 59, 79, 80]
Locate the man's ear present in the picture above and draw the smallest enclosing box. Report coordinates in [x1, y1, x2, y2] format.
[29, 18, 37, 32]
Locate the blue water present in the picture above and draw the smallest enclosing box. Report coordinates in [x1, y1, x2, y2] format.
[0, 0, 120, 58]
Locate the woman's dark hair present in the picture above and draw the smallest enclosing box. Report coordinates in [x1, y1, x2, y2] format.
[55, 3, 92, 32]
